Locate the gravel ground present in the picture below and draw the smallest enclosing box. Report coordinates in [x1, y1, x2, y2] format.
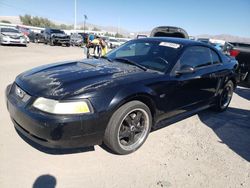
[0, 43, 249, 188]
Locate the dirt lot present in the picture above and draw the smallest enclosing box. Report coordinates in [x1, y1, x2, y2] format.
[0, 43, 249, 188]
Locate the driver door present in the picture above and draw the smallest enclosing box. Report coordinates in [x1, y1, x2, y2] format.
[164, 46, 219, 115]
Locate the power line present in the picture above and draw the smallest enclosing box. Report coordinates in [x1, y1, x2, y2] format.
[0, 1, 52, 19]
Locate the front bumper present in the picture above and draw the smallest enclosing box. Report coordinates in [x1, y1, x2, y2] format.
[6, 84, 108, 149]
[1, 38, 27, 45]
[52, 38, 70, 44]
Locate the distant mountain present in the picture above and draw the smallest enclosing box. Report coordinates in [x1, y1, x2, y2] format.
[82, 22, 131, 35]
[0, 16, 22, 24]
[196, 34, 250, 43]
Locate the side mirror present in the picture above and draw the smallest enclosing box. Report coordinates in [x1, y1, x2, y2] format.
[175, 64, 195, 75]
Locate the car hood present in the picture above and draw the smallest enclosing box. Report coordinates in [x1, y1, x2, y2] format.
[15, 59, 159, 99]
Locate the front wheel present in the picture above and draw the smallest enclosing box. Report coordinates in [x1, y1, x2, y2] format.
[104, 101, 152, 155]
[213, 80, 234, 112]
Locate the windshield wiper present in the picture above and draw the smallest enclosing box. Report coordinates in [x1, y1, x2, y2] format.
[100, 56, 112, 62]
[113, 57, 147, 71]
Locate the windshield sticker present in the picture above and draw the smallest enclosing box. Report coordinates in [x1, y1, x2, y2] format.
[159, 42, 181, 49]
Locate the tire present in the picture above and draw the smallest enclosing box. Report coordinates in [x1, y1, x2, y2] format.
[104, 101, 152, 155]
[213, 80, 234, 112]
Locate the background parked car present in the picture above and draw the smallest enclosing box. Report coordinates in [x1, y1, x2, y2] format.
[44, 28, 70, 47]
[229, 42, 250, 86]
[117, 38, 130, 46]
[136, 34, 148, 39]
[16, 25, 31, 43]
[107, 38, 120, 49]
[29, 30, 45, 43]
[0, 27, 27, 46]
[70, 33, 84, 46]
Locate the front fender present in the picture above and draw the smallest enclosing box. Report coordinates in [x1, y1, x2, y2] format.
[108, 84, 157, 112]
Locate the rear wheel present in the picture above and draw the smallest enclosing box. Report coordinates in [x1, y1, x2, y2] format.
[104, 101, 152, 155]
[213, 80, 234, 112]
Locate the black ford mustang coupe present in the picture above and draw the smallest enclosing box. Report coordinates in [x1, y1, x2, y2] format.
[6, 37, 238, 154]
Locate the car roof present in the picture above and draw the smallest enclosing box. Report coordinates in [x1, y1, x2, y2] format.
[134, 37, 210, 47]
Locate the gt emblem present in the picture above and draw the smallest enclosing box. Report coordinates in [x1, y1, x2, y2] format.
[16, 87, 24, 98]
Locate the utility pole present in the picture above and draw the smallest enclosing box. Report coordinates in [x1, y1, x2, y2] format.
[84, 14, 88, 33]
[118, 17, 120, 35]
[74, 0, 77, 30]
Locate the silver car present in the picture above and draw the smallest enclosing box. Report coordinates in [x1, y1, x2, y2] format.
[0, 27, 27, 46]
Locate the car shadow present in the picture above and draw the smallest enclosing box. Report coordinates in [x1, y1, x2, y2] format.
[15, 128, 95, 155]
[198, 107, 250, 162]
[33, 174, 56, 188]
[0, 44, 27, 47]
[235, 86, 250, 100]
[99, 143, 119, 155]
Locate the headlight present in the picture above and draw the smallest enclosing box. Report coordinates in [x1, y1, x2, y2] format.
[33, 97, 92, 114]
[2, 36, 10, 40]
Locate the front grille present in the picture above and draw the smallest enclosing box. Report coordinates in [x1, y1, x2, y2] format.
[10, 36, 21, 39]
[13, 118, 48, 142]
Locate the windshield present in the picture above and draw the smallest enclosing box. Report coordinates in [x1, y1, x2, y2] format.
[50, 29, 65, 34]
[1, 28, 20, 33]
[106, 40, 181, 72]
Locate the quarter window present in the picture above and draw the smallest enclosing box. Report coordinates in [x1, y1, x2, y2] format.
[210, 49, 221, 64]
[179, 46, 212, 68]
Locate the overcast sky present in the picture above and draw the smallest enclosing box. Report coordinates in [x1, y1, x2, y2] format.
[0, 0, 249, 37]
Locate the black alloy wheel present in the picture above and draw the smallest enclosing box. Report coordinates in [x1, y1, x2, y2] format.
[118, 109, 149, 151]
[214, 80, 234, 112]
[104, 101, 152, 154]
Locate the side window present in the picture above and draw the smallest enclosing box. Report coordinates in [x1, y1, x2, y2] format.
[179, 46, 212, 68]
[210, 49, 221, 64]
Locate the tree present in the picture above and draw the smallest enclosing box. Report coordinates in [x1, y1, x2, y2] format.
[19, 14, 73, 29]
[104, 32, 115, 37]
[20, 14, 32, 25]
[92, 27, 100, 31]
[115, 33, 124, 38]
[80, 26, 88, 30]
[1, 20, 11, 23]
